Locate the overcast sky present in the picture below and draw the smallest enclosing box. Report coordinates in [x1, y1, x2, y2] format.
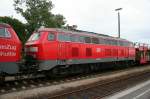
[0, 0, 150, 43]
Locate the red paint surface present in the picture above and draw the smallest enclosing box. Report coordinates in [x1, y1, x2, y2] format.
[0, 24, 22, 62]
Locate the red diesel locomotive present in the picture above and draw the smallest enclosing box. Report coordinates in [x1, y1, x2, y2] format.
[0, 23, 22, 75]
[0, 23, 150, 80]
[25, 28, 137, 75]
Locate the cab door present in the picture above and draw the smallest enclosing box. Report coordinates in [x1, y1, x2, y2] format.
[58, 42, 67, 59]
[58, 33, 70, 60]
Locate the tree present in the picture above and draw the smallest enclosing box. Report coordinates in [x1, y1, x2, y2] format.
[13, 0, 66, 35]
[0, 16, 26, 43]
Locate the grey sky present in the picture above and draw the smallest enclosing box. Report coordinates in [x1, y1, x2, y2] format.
[0, 0, 150, 43]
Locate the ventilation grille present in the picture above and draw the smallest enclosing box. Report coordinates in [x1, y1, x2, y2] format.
[86, 48, 92, 56]
[72, 47, 79, 57]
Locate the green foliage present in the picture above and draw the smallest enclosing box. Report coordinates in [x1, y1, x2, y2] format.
[0, 16, 26, 43]
[14, 0, 66, 35]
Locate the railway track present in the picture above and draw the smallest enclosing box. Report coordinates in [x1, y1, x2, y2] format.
[47, 69, 150, 99]
[1, 65, 150, 99]
[0, 67, 126, 95]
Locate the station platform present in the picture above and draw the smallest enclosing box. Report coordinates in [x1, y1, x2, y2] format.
[105, 79, 150, 99]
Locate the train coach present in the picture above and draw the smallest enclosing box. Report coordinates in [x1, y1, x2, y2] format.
[0, 23, 22, 76]
[25, 28, 136, 75]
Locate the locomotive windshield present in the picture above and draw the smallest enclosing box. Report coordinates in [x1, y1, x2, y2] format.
[0, 28, 11, 38]
[28, 33, 40, 41]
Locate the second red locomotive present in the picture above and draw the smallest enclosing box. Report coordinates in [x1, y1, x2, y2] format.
[25, 28, 137, 75]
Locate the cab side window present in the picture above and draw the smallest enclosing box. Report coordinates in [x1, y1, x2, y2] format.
[0, 28, 11, 38]
[48, 33, 55, 41]
[58, 33, 70, 41]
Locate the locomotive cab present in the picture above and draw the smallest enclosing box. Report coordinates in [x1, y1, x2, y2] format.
[25, 28, 58, 71]
[0, 23, 22, 74]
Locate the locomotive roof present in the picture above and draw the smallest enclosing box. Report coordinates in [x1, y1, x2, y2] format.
[38, 28, 131, 42]
[0, 23, 11, 28]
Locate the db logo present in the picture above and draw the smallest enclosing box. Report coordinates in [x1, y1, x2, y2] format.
[96, 48, 101, 53]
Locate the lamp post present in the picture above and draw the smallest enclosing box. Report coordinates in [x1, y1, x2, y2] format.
[115, 8, 122, 38]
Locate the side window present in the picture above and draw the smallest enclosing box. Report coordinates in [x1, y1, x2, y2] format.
[103, 39, 106, 44]
[105, 39, 110, 45]
[79, 36, 85, 43]
[118, 41, 121, 46]
[58, 33, 70, 41]
[111, 40, 116, 45]
[48, 33, 55, 41]
[99, 38, 104, 44]
[92, 37, 99, 44]
[0, 28, 11, 38]
[109, 40, 113, 45]
[114, 40, 118, 45]
[121, 41, 124, 46]
[85, 37, 91, 43]
[108, 40, 112, 45]
[70, 35, 77, 42]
